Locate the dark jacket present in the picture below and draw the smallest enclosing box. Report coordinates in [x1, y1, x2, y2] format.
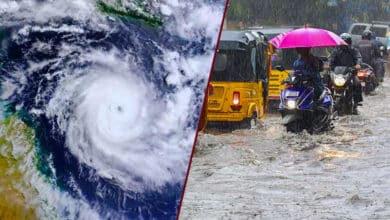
[329, 46, 362, 69]
[357, 39, 379, 65]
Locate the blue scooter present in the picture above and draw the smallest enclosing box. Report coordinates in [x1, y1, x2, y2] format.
[277, 67, 334, 133]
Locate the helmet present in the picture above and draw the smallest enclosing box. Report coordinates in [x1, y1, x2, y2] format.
[362, 30, 372, 40]
[340, 33, 352, 45]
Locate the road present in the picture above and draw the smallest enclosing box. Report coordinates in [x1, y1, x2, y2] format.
[180, 75, 390, 219]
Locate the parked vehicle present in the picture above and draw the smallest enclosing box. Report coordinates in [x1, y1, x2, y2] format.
[349, 22, 390, 51]
[387, 31, 390, 52]
[278, 68, 333, 133]
[207, 30, 269, 128]
[387, 31, 390, 70]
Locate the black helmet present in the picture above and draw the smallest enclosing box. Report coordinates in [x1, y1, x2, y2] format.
[340, 33, 352, 45]
[362, 30, 372, 40]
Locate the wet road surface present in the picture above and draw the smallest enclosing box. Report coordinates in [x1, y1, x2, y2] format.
[180, 75, 390, 219]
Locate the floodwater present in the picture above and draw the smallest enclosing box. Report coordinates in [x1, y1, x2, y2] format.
[180, 75, 390, 219]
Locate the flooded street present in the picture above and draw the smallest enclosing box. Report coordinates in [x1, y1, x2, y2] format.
[180, 75, 390, 219]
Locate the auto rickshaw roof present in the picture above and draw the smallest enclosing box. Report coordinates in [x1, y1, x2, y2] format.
[220, 30, 256, 44]
[252, 27, 295, 34]
[249, 26, 298, 41]
[219, 30, 265, 50]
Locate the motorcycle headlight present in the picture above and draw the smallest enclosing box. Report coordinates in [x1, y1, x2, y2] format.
[291, 76, 296, 82]
[286, 99, 297, 109]
[334, 76, 346, 86]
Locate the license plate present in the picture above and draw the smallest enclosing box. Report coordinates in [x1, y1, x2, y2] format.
[286, 91, 299, 97]
[208, 100, 220, 107]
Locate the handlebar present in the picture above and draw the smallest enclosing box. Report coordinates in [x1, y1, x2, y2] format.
[282, 71, 311, 86]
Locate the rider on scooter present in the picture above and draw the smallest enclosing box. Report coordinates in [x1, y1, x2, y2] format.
[293, 47, 324, 104]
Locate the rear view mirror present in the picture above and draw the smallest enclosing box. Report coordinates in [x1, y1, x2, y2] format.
[275, 65, 285, 72]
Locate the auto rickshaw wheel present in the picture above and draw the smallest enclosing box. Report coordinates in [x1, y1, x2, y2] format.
[241, 112, 258, 129]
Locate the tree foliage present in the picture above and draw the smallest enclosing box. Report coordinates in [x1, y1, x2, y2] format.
[226, 0, 390, 33]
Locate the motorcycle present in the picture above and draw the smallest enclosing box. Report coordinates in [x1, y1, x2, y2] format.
[373, 55, 386, 82]
[357, 63, 378, 95]
[328, 66, 355, 115]
[278, 68, 333, 134]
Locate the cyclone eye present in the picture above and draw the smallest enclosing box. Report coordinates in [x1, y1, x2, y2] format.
[63, 72, 179, 190]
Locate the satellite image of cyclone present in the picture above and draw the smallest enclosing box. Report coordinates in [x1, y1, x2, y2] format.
[0, 0, 225, 219]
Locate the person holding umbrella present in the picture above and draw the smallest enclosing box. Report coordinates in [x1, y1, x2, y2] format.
[269, 26, 348, 106]
[293, 47, 325, 103]
[268, 26, 347, 133]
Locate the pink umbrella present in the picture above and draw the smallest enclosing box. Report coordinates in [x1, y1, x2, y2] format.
[269, 27, 347, 49]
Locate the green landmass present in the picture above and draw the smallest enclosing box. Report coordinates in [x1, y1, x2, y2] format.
[97, 0, 163, 27]
[0, 115, 38, 220]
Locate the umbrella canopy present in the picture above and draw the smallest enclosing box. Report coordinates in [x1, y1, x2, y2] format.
[269, 27, 347, 49]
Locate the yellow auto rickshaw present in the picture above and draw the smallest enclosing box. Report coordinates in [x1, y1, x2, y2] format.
[206, 30, 269, 128]
[197, 83, 211, 132]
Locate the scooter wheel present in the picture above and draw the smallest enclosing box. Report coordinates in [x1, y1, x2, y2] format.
[311, 111, 330, 134]
[286, 121, 303, 133]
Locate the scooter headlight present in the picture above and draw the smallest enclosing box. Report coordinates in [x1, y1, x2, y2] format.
[334, 76, 346, 87]
[286, 99, 297, 109]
